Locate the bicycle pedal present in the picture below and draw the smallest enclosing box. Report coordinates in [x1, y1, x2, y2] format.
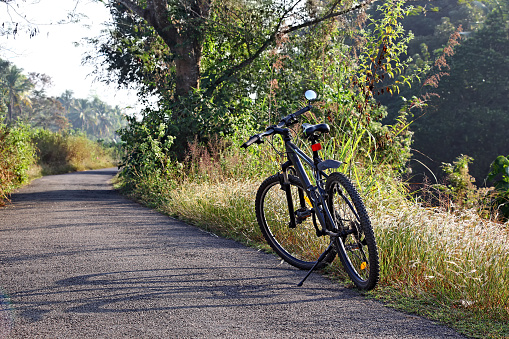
[296, 209, 312, 218]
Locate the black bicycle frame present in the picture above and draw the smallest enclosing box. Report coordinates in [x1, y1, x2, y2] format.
[280, 134, 339, 236]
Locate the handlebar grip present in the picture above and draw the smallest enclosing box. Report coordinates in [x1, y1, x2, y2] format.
[241, 134, 260, 148]
[294, 105, 311, 117]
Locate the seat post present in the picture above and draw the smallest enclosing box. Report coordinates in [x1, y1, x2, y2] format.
[309, 135, 322, 165]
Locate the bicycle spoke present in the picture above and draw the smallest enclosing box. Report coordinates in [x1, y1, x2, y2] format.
[326, 172, 379, 290]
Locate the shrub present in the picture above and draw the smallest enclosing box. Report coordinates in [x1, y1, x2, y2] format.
[0, 122, 36, 205]
[486, 155, 509, 221]
[31, 129, 115, 175]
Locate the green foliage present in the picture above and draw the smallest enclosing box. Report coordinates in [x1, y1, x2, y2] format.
[356, 0, 425, 95]
[115, 0, 422, 186]
[310, 1, 416, 171]
[117, 113, 176, 181]
[486, 155, 509, 220]
[437, 154, 479, 209]
[0, 122, 36, 204]
[86, 2, 174, 99]
[399, 1, 509, 183]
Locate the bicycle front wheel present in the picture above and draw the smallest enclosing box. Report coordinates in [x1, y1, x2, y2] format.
[256, 173, 335, 270]
[326, 172, 379, 290]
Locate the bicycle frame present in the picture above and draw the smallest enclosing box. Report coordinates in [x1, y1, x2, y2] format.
[242, 91, 380, 289]
[279, 133, 340, 237]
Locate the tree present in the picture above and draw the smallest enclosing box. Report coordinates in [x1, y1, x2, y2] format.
[102, 0, 373, 99]
[28, 96, 69, 131]
[0, 58, 10, 117]
[63, 94, 124, 141]
[1, 64, 33, 122]
[411, 3, 509, 182]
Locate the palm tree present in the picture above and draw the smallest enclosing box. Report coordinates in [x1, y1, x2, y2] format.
[69, 98, 98, 133]
[1, 65, 33, 122]
[57, 90, 75, 113]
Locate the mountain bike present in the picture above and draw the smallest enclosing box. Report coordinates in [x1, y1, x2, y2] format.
[241, 90, 379, 290]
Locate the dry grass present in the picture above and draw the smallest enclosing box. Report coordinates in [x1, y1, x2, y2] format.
[122, 170, 509, 338]
[32, 131, 116, 176]
[368, 196, 509, 337]
[159, 179, 265, 246]
[117, 133, 509, 337]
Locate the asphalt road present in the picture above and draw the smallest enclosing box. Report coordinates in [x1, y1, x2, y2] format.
[0, 168, 467, 338]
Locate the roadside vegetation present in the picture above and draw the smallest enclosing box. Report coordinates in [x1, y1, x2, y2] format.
[110, 1, 508, 338]
[0, 54, 122, 205]
[2, 0, 508, 338]
[118, 136, 508, 339]
[0, 122, 117, 205]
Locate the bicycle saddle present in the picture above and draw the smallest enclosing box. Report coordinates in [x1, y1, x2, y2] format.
[302, 123, 330, 138]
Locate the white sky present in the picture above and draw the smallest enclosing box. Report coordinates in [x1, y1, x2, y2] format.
[0, 0, 141, 112]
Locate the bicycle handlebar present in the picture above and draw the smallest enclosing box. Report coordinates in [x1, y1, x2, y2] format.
[241, 105, 312, 149]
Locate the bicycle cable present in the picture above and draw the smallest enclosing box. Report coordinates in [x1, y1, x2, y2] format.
[267, 134, 285, 157]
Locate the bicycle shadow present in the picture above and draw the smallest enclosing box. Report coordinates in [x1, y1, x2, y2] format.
[10, 266, 351, 320]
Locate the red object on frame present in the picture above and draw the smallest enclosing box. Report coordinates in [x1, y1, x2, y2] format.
[311, 143, 322, 152]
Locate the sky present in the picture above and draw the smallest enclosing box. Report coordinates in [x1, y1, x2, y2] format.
[0, 0, 141, 112]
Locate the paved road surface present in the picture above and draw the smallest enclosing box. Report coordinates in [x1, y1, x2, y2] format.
[0, 169, 466, 338]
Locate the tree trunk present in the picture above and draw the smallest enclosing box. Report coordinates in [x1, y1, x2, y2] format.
[174, 35, 202, 97]
[116, 0, 211, 98]
[8, 92, 14, 122]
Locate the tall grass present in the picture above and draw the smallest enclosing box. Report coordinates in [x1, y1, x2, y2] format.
[31, 129, 116, 176]
[368, 195, 509, 337]
[118, 137, 509, 338]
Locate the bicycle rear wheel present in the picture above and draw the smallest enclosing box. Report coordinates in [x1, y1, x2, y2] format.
[326, 172, 379, 290]
[256, 173, 335, 270]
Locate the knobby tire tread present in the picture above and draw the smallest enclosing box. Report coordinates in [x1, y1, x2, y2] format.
[326, 172, 379, 290]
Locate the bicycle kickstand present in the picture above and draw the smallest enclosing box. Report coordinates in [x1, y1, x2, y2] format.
[297, 242, 335, 287]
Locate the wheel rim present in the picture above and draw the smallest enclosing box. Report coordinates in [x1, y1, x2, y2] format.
[261, 180, 330, 265]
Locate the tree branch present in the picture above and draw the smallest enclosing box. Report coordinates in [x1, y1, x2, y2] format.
[116, 0, 148, 21]
[283, 0, 374, 35]
[115, 0, 179, 50]
[207, 0, 374, 94]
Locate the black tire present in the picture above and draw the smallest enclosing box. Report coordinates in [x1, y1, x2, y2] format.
[326, 172, 379, 290]
[256, 173, 335, 270]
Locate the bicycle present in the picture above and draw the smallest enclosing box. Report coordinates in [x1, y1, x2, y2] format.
[241, 90, 379, 290]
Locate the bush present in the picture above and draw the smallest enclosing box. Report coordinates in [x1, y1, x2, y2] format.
[486, 155, 509, 221]
[0, 122, 36, 205]
[31, 129, 116, 175]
